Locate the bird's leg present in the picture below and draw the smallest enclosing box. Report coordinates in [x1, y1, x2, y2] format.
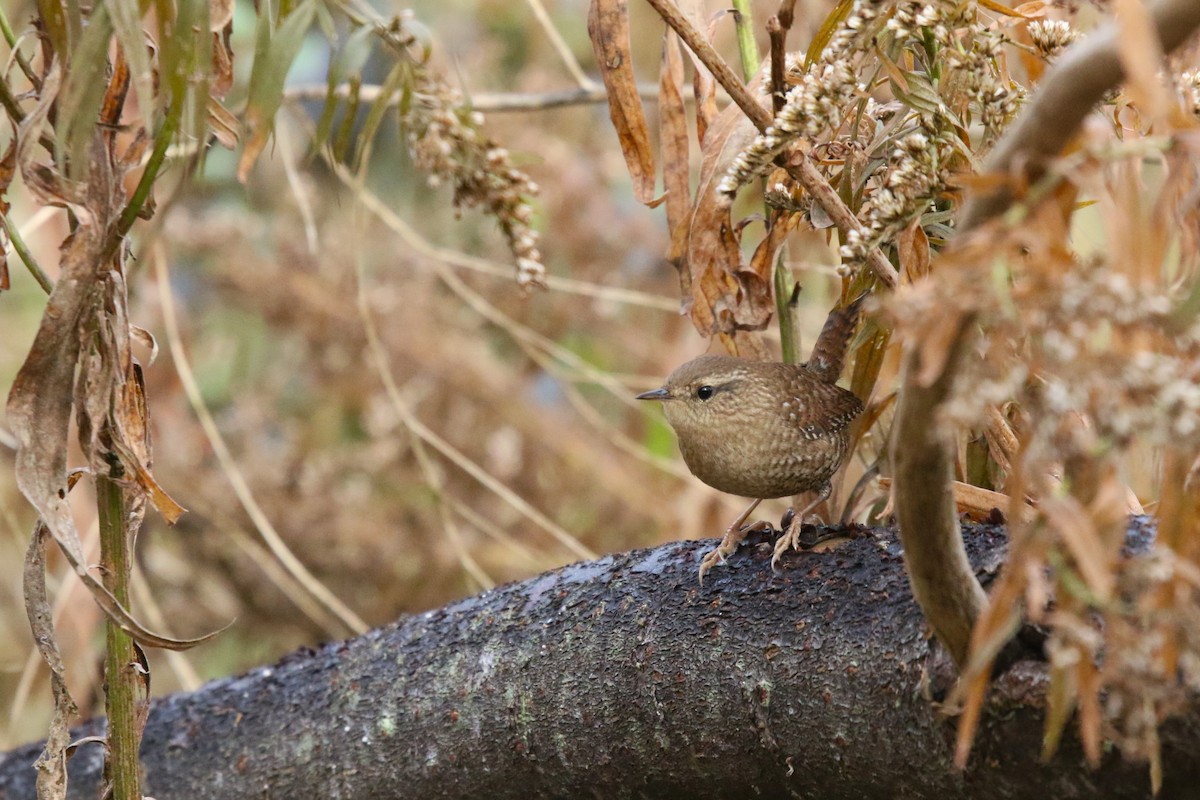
[698, 498, 763, 584]
[772, 482, 833, 571]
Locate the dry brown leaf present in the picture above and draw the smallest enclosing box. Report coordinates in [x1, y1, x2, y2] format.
[660, 29, 691, 299]
[210, 0, 235, 31]
[588, 0, 660, 206]
[0, 138, 15, 292]
[211, 26, 235, 98]
[1041, 495, 1115, 602]
[687, 79, 763, 339]
[897, 217, 930, 282]
[208, 97, 241, 149]
[16, 62, 85, 209]
[100, 42, 132, 130]
[24, 520, 79, 800]
[8, 107, 217, 649]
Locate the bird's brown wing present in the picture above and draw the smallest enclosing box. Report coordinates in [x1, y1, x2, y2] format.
[783, 370, 864, 438]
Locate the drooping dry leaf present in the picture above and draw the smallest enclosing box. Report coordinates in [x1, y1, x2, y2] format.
[660, 29, 691, 300]
[898, 216, 930, 282]
[16, 62, 85, 209]
[207, 98, 242, 149]
[210, 0, 235, 31]
[8, 110, 217, 649]
[0, 138, 15, 292]
[588, 0, 660, 206]
[687, 80, 764, 340]
[108, 0, 155, 138]
[211, 25, 236, 99]
[24, 520, 79, 800]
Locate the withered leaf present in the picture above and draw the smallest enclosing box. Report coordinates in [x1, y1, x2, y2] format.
[0, 139, 14, 292]
[898, 217, 930, 282]
[660, 30, 691, 297]
[24, 520, 79, 800]
[8, 137, 215, 650]
[16, 62, 85, 209]
[687, 76, 765, 340]
[588, 0, 660, 206]
[207, 98, 242, 150]
[211, 27, 235, 99]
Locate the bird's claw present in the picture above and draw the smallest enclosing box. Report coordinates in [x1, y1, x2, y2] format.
[698, 545, 732, 585]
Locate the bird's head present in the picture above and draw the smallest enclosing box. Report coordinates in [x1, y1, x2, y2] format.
[636, 354, 759, 435]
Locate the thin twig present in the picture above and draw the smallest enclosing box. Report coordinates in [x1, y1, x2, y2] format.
[767, 0, 797, 115]
[641, 0, 900, 288]
[286, 82, 661, 112]
[523, 0, 597, 90]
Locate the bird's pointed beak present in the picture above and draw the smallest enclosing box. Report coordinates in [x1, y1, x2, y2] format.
[636, 386, 671, 401]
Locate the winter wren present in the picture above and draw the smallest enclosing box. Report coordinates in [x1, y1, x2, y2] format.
[637, 298, 865, 581]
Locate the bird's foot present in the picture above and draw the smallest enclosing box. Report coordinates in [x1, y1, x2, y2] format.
[698, 520, 772, 584]
[771, 515, 807, 572]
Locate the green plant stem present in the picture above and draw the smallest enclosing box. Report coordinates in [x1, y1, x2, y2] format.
[107, 96, 183, 258]
[730, 0, 760, 82]
[97, 471, 142, 799]
[2, 213, 54, 293]
[0, 5, 38, 84]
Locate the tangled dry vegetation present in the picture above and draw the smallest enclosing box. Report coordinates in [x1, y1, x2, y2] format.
[0, 0, 1199, 791]
[587, 0, 1200, 783]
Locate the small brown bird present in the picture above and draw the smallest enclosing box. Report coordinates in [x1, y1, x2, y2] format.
[637, 297, 865, 582]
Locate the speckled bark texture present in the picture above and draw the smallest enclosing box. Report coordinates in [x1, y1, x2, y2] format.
[1, 519, 1194, 799]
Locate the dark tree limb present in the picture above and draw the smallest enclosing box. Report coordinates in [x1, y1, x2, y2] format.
[2, 519, 1196, 800]
[892, 0, 1200, 668]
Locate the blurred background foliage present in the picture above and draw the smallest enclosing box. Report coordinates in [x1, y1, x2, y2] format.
[0, 0, 851, 745]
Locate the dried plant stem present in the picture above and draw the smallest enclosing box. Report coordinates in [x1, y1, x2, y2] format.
[352, 231, 495, 589]
[97, 473, 141, 800]
[893, 0, 1200, 669]
[641, 0, 900, 288]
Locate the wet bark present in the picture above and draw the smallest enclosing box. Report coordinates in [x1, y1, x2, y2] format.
[1, 518, 1194, 800]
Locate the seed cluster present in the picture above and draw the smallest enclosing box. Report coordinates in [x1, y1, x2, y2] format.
[383, 14, 545, 288]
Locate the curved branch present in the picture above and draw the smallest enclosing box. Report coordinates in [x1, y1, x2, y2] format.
[0, 522, 1192, 800]
[893, 0, 1200, 668]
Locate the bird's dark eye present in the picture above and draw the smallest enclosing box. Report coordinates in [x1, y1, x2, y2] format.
[696, 385, 715, 401]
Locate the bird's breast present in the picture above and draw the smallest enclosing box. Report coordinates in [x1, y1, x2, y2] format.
[675, 417, 850, 499]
